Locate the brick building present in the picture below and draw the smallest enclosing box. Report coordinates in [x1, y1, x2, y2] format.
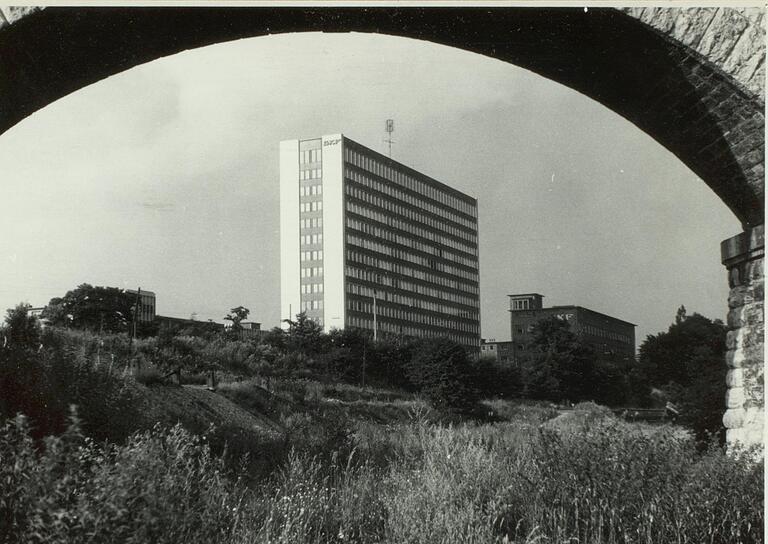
[509, 293, 635, 361]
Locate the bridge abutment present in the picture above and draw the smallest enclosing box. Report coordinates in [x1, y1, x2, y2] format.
[721, 224, 764, 450]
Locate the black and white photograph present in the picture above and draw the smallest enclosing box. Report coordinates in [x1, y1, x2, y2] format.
[0, 3, 764, 543]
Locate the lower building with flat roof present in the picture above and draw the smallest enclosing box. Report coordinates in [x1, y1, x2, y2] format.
[509, 293, 635, 361]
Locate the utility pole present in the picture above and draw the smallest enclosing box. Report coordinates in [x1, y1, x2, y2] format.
[373, 289, 377, 342]
[361, 337, 366, 389]
[131, 287, 141, 348]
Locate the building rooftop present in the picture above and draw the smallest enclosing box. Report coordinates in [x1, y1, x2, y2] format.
[549, 305, 636, 327]
[342, 135, 478, 204]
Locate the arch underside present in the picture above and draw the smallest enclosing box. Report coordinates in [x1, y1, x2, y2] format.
[0, 7, 763, 226]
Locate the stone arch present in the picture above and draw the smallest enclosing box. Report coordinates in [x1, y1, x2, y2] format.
[0, 6, 763, 446]
[0, 6, 763, 226]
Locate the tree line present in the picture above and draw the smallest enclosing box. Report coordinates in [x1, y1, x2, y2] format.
[4, 282, 729, 439]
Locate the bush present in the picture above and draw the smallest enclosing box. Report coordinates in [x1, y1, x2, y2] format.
[0, 327, 140, 443]
[405, 338, 480, 413]
[0, 414, 246, 544]
[133, 365, 165, 386]
[0, 396, 761, 544]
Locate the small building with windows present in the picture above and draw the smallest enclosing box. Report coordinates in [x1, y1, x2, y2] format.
[280, 134, 480, 353]
[509, 293, 635, 361]
[125, 289, 156, 323]
[480, 338, 515, 364]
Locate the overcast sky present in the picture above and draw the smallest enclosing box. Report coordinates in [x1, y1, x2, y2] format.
[0, 31, 741, 347]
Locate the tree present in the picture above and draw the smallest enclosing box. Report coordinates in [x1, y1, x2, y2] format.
[224, 306, 250, 339]
[40, 297, 69, 327]
[2, 303, 41, 352]
[524, 316, 596, 403]
[636, 308, 727, 442]
[43, 284, 134, 333]
[406, 337, 479, 413]
[284, 312, 326, 355]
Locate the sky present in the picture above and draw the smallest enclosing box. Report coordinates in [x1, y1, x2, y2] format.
[0, 31, 741, 349]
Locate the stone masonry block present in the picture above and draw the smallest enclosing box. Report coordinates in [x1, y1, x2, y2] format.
[726, 427, 746, 446]
[726, 386, 745, 408]
[743, 406, 764, 427]
[745, 305, 764, 326]
[1, 6, 43, 24]
[669, 8, 721, 48]
[698, 9, 751, 66]
[747, 61, 765, 100]
[721, 11, 766, 97]
[743, 428, 765, 450]
[723, 407, 745, 429]
[728, 286, 751, 308]
[727, 308, 746, 328]
[726, 368, 745, 388]
[726, 348, 745, 368]
[746, 258, 764, 279]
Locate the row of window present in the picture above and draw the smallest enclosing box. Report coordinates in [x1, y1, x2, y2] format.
[345, 167, 476, 230]
[581, 325, 632, 345]
[346, 219, 477, 269]
[347, 298, 478, 333]
[511, 299, 534, 310]
[300, 201, 323, 213]
[300, 233, 323, 246]
[302, 313, 324, 327]
[301, 299, 324, 311]
[345, 215, 477, 262]
[300, 149, 322, 164]
[345, 183, 477, 244]
[300, 217, 323, 229]
[300, 283, 324, 295]
[344, 147, 477, 218]
[300, 250, 323, 262]
[346, 214, 476, 259]
[345, 201, 479, 264]
[346, 315, 479, 346]
[346, 242, 478, 283]
[299, 168, 322, 180]
[299, 185, 323, 197]
[346, 263, 478, 297]
[345, 265, 478, 307]
[300, 266, 323, 278]
[346, 284, 479, 322]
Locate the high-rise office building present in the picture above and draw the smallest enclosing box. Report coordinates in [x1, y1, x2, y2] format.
[280, 134, 480, 352]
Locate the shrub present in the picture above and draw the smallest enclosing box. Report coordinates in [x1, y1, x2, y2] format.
[133, 365, 165, 386]
[0, 327, 140, 443]
[0, 414, 247, 544]
[405, 338, 480, 413]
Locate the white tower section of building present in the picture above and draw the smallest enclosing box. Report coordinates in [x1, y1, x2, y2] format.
[320, 134, 346, 331]
[279, 139, 301, 326]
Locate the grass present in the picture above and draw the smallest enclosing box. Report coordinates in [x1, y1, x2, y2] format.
[1, 399, 762, 544]
[0, 328, 762, 543]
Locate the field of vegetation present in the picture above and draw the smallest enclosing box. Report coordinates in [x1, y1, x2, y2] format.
[0, 304, 763, 543]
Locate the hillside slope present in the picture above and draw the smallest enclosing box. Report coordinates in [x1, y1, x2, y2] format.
[127, 381, 283, 438]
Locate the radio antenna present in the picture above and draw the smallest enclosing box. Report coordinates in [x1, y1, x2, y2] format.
[384, 119, 395, 158]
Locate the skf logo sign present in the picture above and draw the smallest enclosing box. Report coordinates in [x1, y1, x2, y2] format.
[323, 139, 341, 147]
[555, 313, 574, 321]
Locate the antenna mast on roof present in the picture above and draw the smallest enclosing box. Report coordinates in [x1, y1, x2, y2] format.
[384, 119, 395, 158]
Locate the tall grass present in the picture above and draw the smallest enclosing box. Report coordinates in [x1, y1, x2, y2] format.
[2, 405, 762, 544]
